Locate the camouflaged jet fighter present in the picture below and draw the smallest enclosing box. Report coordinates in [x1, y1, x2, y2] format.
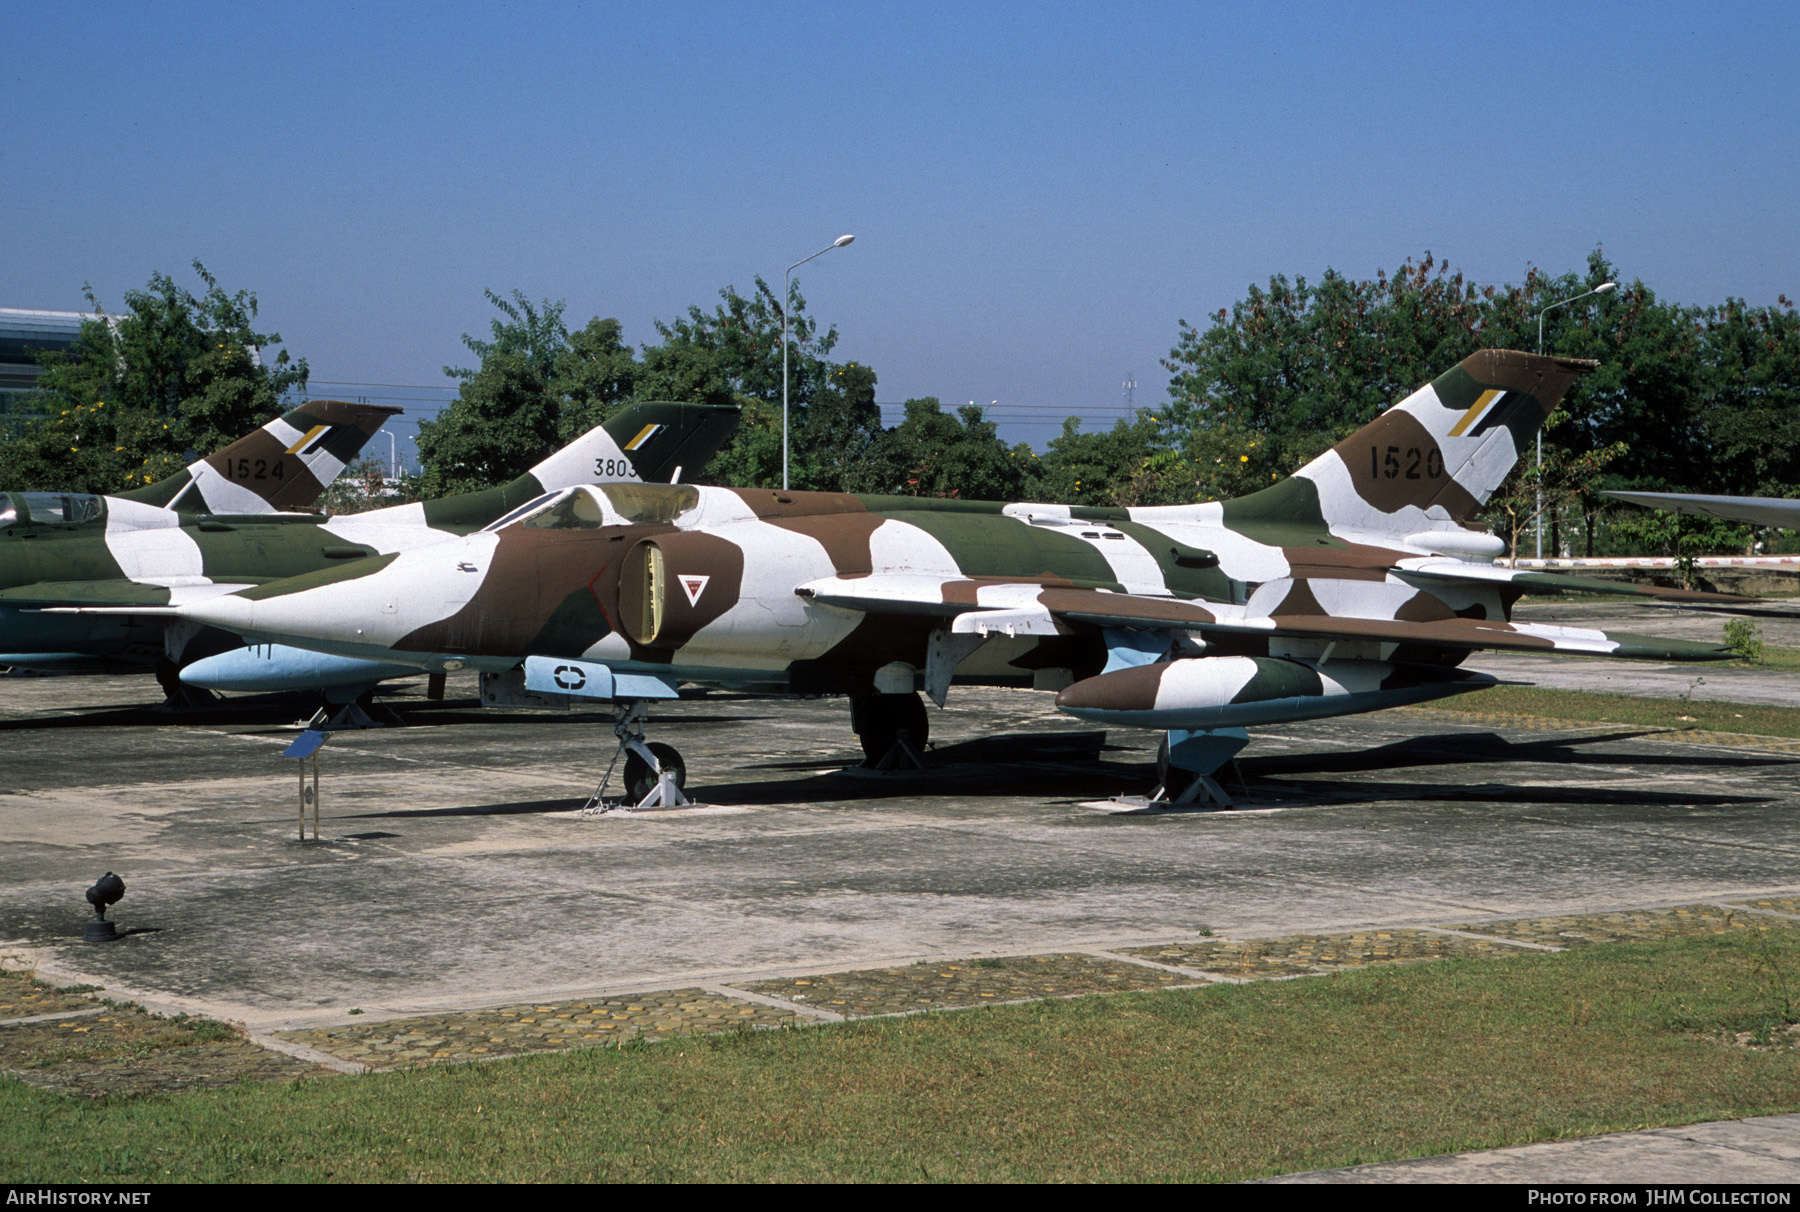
[167, 350, 1741, 804]
[0, 397, 399, 681]
[8, 400, 738, 700]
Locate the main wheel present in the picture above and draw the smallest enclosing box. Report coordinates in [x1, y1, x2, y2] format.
[853, 691, 929, 762]
[623, 742, 685, 802]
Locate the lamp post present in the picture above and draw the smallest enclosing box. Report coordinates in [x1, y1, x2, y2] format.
[1531, 281, 1617, 559]
[783, 234, 855, 491]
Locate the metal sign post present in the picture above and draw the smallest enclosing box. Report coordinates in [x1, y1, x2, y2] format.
[282, 729, 330, 840]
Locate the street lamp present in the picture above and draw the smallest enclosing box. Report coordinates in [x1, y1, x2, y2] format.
[783, 234, 855, 491]
[1531, 281, 1617, 560]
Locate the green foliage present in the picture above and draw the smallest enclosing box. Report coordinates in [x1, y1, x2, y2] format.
[889, 399, 1040, 501]
[0, 262, 307, 493]
[1162, 253, 1505, 473]
[790, 362, 902, 494]
[418, 279, 883, 494]
[1724, 618, 1766, 664]
[418, 294, 642, 495]
[417, 347, 565, 495]
[1610, 508, 1754, 566]
[1157, 249, 1800, 553]
[1035, 413, 1165, 505]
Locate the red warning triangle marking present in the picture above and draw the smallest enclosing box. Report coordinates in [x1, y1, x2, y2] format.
[680, 575, 710, 607]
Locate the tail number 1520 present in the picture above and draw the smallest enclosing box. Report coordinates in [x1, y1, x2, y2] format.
[1370, 445, 1444, 480]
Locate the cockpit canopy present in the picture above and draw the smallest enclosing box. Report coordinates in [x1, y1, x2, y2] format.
[482, 483, 702, 533]
[0, 492, 108, 529]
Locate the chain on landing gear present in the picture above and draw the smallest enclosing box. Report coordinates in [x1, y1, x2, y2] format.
[581, 702, 692, 813]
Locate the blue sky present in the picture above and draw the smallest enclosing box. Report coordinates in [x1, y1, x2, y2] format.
[5, 1, 1795, 457]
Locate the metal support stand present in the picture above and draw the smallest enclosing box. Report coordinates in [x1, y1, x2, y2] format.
[1151, 770, 1232, 809]
[300, 698, 395, 731]
[863, 735, 926, 772]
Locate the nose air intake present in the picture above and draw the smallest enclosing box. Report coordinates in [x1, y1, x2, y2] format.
[620, 540, 666, 645]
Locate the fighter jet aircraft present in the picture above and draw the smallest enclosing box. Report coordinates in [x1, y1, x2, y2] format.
[165, 351, 1738, 803]
[0, 397, 398, 681]
[4, 400, 738, 699]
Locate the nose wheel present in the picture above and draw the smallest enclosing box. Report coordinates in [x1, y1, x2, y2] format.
[586, 703, 694, 811]
[623, 741, 686, 803]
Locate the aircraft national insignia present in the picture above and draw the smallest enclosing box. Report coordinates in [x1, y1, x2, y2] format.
[680, 575, 710, 607]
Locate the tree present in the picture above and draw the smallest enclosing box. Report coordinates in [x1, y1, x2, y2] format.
[792, 362, 901, 493]
[415, 348, 564, 495]
[2, 262, 308, 492]
[1692, 295, 1800, 496]
[889, 400, 1039, 501]
[646, 277, 858, 489]
[1035, 413, 1166, 506]
[419, 279, 873, 494]
[418, 293, 640, 494]
[1157, 249, 1800, 557]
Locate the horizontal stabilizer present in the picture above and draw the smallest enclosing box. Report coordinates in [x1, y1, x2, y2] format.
[1395, 559, 1758, 606]
[1606, 490, 1800, 531]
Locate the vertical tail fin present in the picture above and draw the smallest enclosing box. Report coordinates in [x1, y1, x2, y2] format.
[407, 401, 742, 532]
[1286, 349, 1594, 534]
[117, 400, 401, 513]
[522, 401, 741, 492]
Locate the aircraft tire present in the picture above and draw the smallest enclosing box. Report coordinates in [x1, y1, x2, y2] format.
[854, 691, 929, 762]
[623, 742, 685, 802]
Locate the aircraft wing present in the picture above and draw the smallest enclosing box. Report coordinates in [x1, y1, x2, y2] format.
[1605, 490, 1800, 531]
[0, 579, 265, 609]
[797, 575, 1733, 661]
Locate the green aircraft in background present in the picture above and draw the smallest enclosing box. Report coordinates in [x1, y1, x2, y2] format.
[1, 399, 739, 704]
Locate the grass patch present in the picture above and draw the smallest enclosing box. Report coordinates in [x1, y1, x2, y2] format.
[1731, 642, 1800, 671]
[4, 927, 1799, 1182]
[1429, 684, 1800, 738]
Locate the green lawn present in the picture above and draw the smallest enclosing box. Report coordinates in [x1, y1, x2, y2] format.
[7, 927, 1799, 1182]
[1432, 684, 1800, 739]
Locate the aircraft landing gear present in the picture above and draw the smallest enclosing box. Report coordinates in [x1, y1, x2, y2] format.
[624, 741, 686, 803]
[851, 691, 929, 771]
[588, 702, 693, 811]
[152, 657, 221, 712]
